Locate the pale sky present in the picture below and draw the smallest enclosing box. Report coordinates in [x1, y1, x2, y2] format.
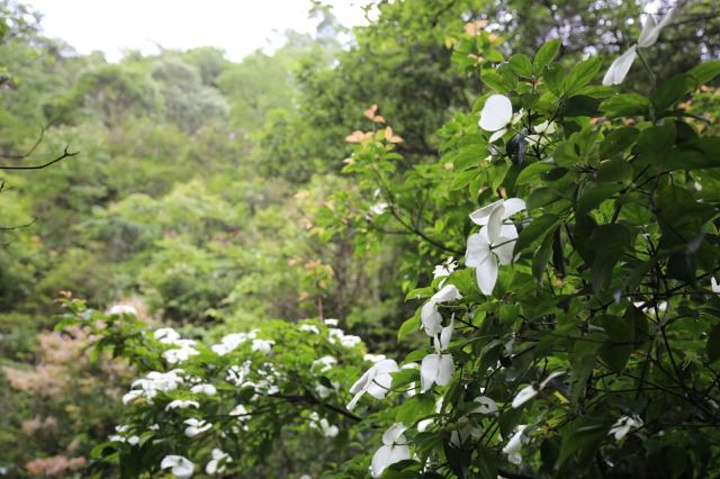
[24, 0, 371, 62]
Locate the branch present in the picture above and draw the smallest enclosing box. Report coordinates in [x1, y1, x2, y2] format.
[0, 127, 45, 160]
[0, 145, 78, 171]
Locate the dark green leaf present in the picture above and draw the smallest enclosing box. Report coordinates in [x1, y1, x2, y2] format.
[600, 93, 650, 118]
[515, 214, 560, 254]
[564, 57, 602, 96]
[599, 127, 639, 158]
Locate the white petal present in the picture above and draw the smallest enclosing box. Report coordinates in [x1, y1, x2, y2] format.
[489, 127, 508, 143]
[420, 354, 441, 393]
[374, 359, 400, 375]
[366, 372, 393, 399]
[435, 354, 455, 386]
[502, 198, 526, 218]
[479, 94, 513, 132]
[382, 423, 408, 445]
[712, 277, 720, 294]
[602, 46, 638, 86]
[472, 396, 498, 414]
[475, 254, 499, 296]
[539, 370, 566, 390]
[493, 235, 517, 265]
[436, 321, 454, 351]
[512, 385, 538, 408]
[469, 200, 503, 226]
[431, 284, 462, 304]
[638, 8, 674, 48]
[371, 444, 410, 478]
[465, 233, 491, 268]
[486, 204, 506, 244]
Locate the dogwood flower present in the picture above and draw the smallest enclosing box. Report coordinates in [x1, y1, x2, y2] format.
[190, 383, 217, 396]
[163, 345, 199, 364]
[472, 396, 499, 415]
[712, 277, 720, 293]
[251, 339, 275, 354]
[466, 199, 525, 295]
[602, 8, 675, 85]
[205, 449, 231, 475]
[165, 400, 200, 411]
[184, 418, 212, 438]
[502, 425, 529, 465]
[154, 327, 180, 344]
[524, 120, 557, 146]
[312, 355, 337, 373]
[309, 412, 340, 438]
[299, 324, 320, 334]
[160, 455, 194, 479]
[609, 415, 644, 440]
[210, 330, 258, 355]
[478, 94, 514, 143]
[420, 322, 455, 392]
[108, 304, 137, 316]
[420, 284, 462, 336]
[433, 257, 457, 280]
[370, 424, 412, 478]
[512, 370, 565, 408]
[347, 359, 399, 410]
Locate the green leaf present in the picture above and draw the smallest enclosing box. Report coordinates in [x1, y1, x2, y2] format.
[708, 323, 720, 363]
[532, 228, 557, 280]
[688, 60, 720, 87]
[515, 214, 560, 254]
[564, 57, 602, 96]
[576, 182, 623, 216]
[661, 137, 720, 171]
[652, 74, 692, 111]
[637, 122, 676, 155]
[600, 93, 650, 118]
[557, 415, 610, 469]
[599, 127, 639, 158]
[508, 53, 533, 78]
[481, 69, 510, 93]
[595, 314, 633, 371]
[534, 39, 561, 71]
[516, 161, 554, 185]
[398, 314, 420, 341]
[543, 63, 564, 96]
[586, 224, 633, 293]
[594, 160, 633, 183]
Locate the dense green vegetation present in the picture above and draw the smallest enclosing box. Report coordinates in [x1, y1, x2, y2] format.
[1, 0, 720, 477]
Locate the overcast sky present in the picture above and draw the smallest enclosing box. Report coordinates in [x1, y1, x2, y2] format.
[24, 0, 370, 62]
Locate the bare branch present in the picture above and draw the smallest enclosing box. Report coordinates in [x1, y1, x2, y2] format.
[0, 145, 78, 171]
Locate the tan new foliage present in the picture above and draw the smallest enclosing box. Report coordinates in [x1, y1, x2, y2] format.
[25, 455, 86, 477]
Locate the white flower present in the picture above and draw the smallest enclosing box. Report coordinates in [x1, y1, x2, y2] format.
[420, 284, 462, 336]
[251, 339, 275, 354]
[370, 201, 389, 215]
[160, 455, 195, 479]
[478, 94, 513, 143]
[226, 361, 252, 386]
[525, 120, 557, 146]
[108, 304, 137, 316]
[370, 424, 412, 478]
[309, 413, 340, 438]
[211, 330, 257, 355]
[433, 257, 457, 280]
[324, 318, 339, 326]
[512, 370, 565, 408]
[127, 435, 139, 446]
[466, 199, 525, 295]
[163, 346, 199, 364]
[502, 425, 529, 465]
[602, 8, 675, 85]
[472, 396, 499, 415]
[420, 354, 454, 392]
[205, 448, 231, 475]
[638, 8, 675, 48]
[347, 359, 399, 410]
[609, 415, 643, 441]
[122, 389, 143, 405]
[312, 356, 337, 373]
[154, 327, 180, 345]
[340, 334, 362, 348]
[364, 353, 387, 363]
[229, 404, 249, 418]
[184, 418, 212, 438]
[190, 383, 217, 396]
[299, 324, 320, 334]
[165, 400, 200, 411]
[420, 321, 455, 392]
[712, 277, 720, 294]
[602, 45, 638, 86]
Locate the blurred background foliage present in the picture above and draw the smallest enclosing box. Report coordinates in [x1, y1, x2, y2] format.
[0, 0, 718, 475]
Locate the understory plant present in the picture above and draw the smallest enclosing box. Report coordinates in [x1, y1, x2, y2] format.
[63, 13, 720, 479]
